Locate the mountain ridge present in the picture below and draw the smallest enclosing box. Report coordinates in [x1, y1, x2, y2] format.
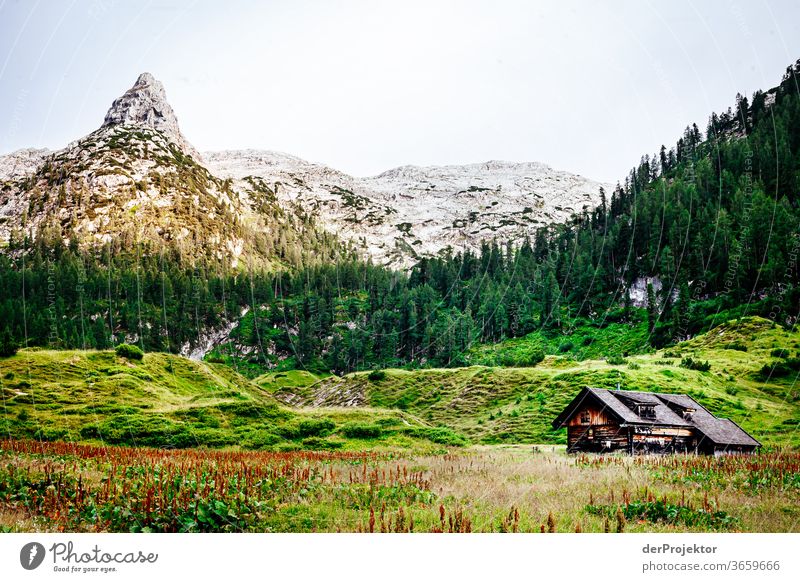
[0, 73, 609, 269]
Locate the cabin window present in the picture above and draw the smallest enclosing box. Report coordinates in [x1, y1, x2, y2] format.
[637, 404, 656, 420]
[580, 411, 590, 424]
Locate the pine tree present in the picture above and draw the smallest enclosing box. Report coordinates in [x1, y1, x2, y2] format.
[0, 326, 17, 357]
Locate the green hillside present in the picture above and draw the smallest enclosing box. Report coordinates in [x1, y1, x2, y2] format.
[0, 348, 457, 451]
[275, 318, 800, 447]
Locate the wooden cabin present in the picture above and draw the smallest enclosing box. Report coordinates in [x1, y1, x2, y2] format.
[552, 387, 760, 455]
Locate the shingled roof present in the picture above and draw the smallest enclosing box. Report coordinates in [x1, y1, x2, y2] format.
[552, 387, 760, 448]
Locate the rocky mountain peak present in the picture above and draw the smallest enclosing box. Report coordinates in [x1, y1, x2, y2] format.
[102, 72, 199, 159]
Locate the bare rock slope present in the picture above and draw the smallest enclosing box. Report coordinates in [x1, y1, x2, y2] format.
[204, 152, 610, 268]
[1, 73, 609, 270]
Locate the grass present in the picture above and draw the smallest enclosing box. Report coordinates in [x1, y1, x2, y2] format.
[278, 317, 800, 447]
[1, 441, 796, 533]
[253, 369, 330, 393]
[1, 316, 798, 533]
[467, 316, 652, 364]
[0, 349, 460, 452]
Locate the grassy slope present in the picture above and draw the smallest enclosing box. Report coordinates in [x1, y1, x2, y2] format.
[0, 349, 450, 452]
[276, 317, 800, 447]
[253, 370, 330, 393]
[467, 318, 652, 364]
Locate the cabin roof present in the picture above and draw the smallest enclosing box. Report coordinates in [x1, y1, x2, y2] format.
[552, 387, 760, 447]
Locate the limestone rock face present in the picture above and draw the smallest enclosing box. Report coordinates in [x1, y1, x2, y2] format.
[102, 72, 199, 160]
[204, 151, 610, 269]
[0, 72, 610, 272]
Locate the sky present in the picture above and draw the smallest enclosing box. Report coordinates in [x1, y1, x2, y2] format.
[0, 0, 799, 183]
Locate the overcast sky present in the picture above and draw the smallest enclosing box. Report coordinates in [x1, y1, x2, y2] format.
[1, 0, 799, 182]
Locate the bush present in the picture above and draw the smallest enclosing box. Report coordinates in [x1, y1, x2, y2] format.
[301, 436, 343, 450]
[771, 348, 791, 359]
[80, 414, 195, 448]
[33, 427, 69, 441]
[785, 357, 800, 371]
[368, 369, 386, 381]
[724, 342, 748, 352]
[278, 418, 335, 439]
[404, 427, 468, 446]
[587, 500, 737, 530]
[558, 341, 574, 353]
[241, 430, 282, 450]
[582, 336, 595, 346]
[606, 355, 627, 365]
[760, 362, 795, 378]
[0, 328, 17, 358]
[115, 343, 144, 361]
[498, 348, 544, 367]
[340, 422, 383, 439]
[680, 357, 711, 372]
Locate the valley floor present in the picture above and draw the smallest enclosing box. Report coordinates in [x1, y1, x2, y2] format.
[1, 440, 797, 533]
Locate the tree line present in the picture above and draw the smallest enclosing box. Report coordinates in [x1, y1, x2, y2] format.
[1, 60, 799, 371]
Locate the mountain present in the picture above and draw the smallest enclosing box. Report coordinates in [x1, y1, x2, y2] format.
[101, 72, 200, 160]
[204, 151, 608, 268]
[2, 63, 799, 374]
[0, 73, 344, 270]
[0, 73, 608, 270]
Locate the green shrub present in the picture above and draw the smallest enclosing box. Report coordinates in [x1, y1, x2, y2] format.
[80, 414, 195, 448]
[115, 343, 144, 361]
[403, 427, 468, 446]
[724, 342, 748, 352]
[497, 348, 544, 367]
[558, 341, 574, 353]
[582, 336, 595, 346]
[33, 427, 68, 441]
[278, 418, 336, 439]
[586, 500, 737, 530]
[760, 362, 794, 378]
[216, 401, 282, 421]
[0, 328, 17, 358]
[340, 422, 383, 439]
[606, 355, 627, 365]
[241, 430, 282, 450]
[785, 357, 800, 371]
[301, 436, 343, 450]
[680, 357, 711, 372]
[368, 369, 386, 381]
[771, 348, 791, 358]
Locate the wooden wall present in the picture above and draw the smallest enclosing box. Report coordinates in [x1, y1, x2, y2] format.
[566, 405, 613, 427]
[565, 404, 699, 454]
[567, 424, 627, 452]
